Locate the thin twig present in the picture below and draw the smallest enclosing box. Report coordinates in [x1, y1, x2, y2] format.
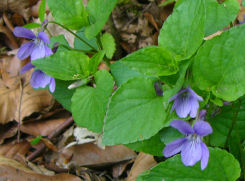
[27, 116, 74, 161]
[17, 78, 24, 143]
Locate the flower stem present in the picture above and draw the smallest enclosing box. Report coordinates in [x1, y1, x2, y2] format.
[224, 99, 241, 148]
[58, 44, 96, 54]
[47, 21, 97, 51]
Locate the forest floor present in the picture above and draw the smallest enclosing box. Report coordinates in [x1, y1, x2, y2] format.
[0, 0, 244, 180]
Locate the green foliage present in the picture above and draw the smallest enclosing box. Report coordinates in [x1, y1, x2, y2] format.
[101, 33, 116, 59]
[210, 99, 245, 147]
[23, 23, 41, 29]
[158, 0, 205, 60]
[39, 0, 46, 22]
[126, 132, 165, 156]
[33, 51, 90, 80]
[89, 51, 105, 74]
[30, 136, 42, 145]
[47, 0, 88, 30]
[119, 46, 178, 77]
[71, 70, 114, 133]
[204, 0, 240, 36]
[52, 79, 75, 111]
[110, 61, 143, 86]
[137, 148, 241, 181]
[192, 24, 245, 101]
[74, 28, 98, 51]
[85, 0, 118, 38]
[103, 77, 168, 145]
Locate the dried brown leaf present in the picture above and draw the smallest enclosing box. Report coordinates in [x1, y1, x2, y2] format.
[0, 155, 82, 181]
[0, 140, 30, 164]
[0, 25, 18, 49]
[20, 116, 69, 137]
[0, 55, 53, 124]
[58, 143, 136, 168]
[0, 122, 18, 144]
[0, 0, 38, 21]
[127, 152, 157, 181]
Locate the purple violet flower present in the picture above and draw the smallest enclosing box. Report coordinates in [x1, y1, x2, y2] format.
[169, 87, 203, 118]
[14, 27, 55, 92]
[163, 119, 213, 170]
[13, 27, 52, 61]
[21, 62, 56, 93]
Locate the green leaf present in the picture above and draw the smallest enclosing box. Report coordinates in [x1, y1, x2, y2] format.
[52, 79, 75, 111]
[137, 148, 241, 181]
[101, 33, 116, 59]
[210, 98, 245, 147]
[126, 131, 165, 156]
[39, 0, 46, 22]
[71, 70, 114, 133]
[49, 35, 69, 52]
[205, 0, 239, 36]
[162, 60, 190, 103]
[85, 0, 118, 38]
[110, 61, 144, 87]
[120, 46, 178, 77]
[47, 0, 88, 30]
[30, 136, 42, 145]
[74, 28, 98, 51]
[243, 0, 245, 7]
[103, 77, 167, 145]
[192, 24, 245, 101]
[32, 51, 90, 80]
[158, 0, 205, 60]
[23, 23, 41, 29]
[160, 127, 183, 145]
[89, 51, 105, 74]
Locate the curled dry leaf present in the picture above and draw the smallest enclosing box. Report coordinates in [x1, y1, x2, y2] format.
[57, 143, 136, 168]
[0, 155, 82, 181]
[0, 140, 30, 164]
[0, 122, 18, 144]
[0, 54, 53, 124]
[21, 115, 70, 137]
[127, 152, 157, 181]
[0, 25, 18, 49]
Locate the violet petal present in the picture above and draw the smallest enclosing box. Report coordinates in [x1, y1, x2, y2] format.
[44, 45, 53, 57]
[49, 78, 56, 93]
[13, 27, 36, 39]
[30, 43, 46, 60]
[175, 97, 191, 118]
[193, 121, 213, 137]
[169, 88, 187, 102]
[170, 120, 194, 135]
[17, 42, 35, 60]
[20, 63, 34, 74]
[163, 137, 187, 157]
[37, 32, 50, 44]
[200, 142, 209, 170]
[189, 97, 199, 118]
[181, 140, 202, 166]
[187, 87, 203, 101]
[30, 70, 51, 88]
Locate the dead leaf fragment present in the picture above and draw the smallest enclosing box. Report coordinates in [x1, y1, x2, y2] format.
[20, 116, 69, 137]
[127, 152, 157, 181]
[0, 155, 82, 181]
[0, 55, 53, 124]
[58, 143, 136, 168]
[0, 140, 31, 164]
[0, 122, 18, 144]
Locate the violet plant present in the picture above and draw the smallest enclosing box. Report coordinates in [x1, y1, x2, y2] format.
[16, 0, 245, 180]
